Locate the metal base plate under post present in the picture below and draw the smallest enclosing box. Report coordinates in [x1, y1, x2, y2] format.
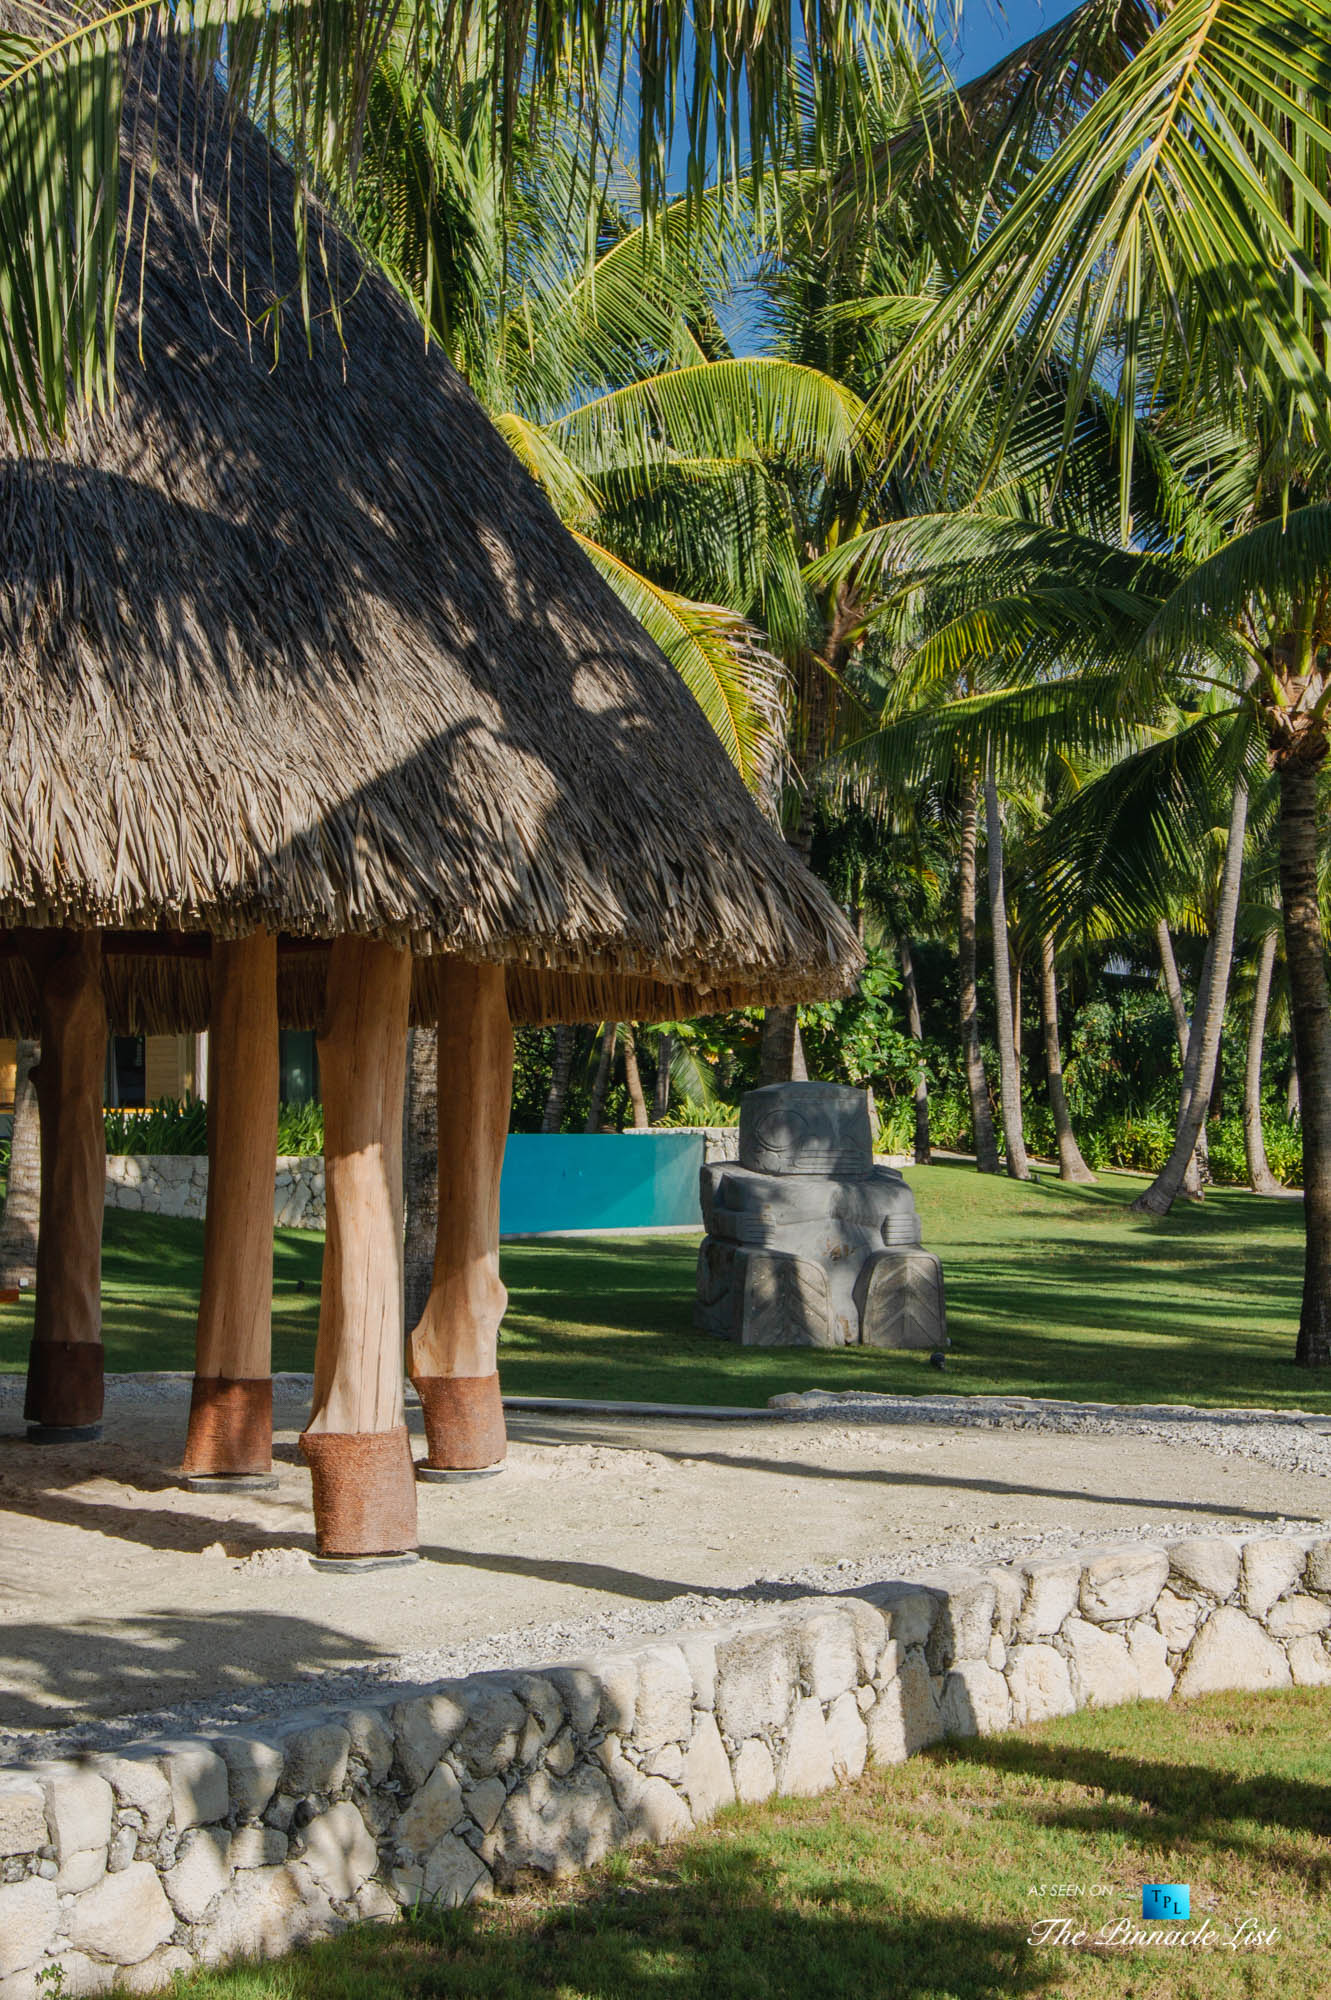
[309, 1551, 421, 1574]
[184, 1473, 281, 1494]
[417, 1462, 505, 1483]
[26, 1423, 102, 1445]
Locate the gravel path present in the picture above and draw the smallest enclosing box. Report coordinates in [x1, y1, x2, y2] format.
[1, 1373, 1326, 1765]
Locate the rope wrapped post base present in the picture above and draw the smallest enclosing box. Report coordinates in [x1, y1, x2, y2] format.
[299, 1426, 419, 1560]
[182, 1376, 276, 1488]
[24, 1339, 103, 1441]
[413, 1372, 506, 1477]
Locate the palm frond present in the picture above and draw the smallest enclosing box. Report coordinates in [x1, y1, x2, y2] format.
[553, 359, 871, 485]
[572, 533, 787, 796]
[881, 0, 1331, 495]
[1027, 708, 1264, 937]
[1145, 505, 1331, 660]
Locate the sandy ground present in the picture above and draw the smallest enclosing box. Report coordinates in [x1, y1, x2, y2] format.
[1, 1377, 1329, 1752]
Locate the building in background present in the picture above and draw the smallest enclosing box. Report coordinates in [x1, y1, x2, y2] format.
[0, 1031, 320, 1115]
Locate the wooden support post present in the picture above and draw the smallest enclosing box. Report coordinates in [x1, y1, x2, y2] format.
[24, 932, 106, 1439]
[300, 936, 417, 1560]
[408, 960, 512, 1475]
[183, 931, 279, 1482]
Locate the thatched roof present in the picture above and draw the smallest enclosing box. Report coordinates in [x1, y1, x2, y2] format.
[0, 44, 861, 1032]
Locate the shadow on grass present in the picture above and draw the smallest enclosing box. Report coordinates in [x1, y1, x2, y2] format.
[950, 1732, 1331, 1877]
[184, 1848, 1048, 2000]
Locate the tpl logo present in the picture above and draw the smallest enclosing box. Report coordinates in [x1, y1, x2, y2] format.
[1142, 1884, 1190, 1921]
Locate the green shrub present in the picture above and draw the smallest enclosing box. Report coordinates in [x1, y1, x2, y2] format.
[1078, 1107, 1174, 1174]
[1206, 1112, 1302, 1189]
[104, 1095, 208, 1155]
[276, 1100, 325, 1154]
[102, 1097, 326, 1157]
[1263, 1117, 1303, 1187]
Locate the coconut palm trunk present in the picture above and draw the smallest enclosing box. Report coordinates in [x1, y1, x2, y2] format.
[652, 1032, 673, 1122]
[1134, 776, 1249, 1216]
[897, 935, 931, 1164]
[0, 1038, 41, 1290]
[621, 1026, 650, 1129]
[983, 772, 1029, 1179]
[585, 1023, 617, 1133]
[959, 775, 1001, 1173]
[1155, 920, 1208, 1193]
[541, 1026, 576, 1133]
[1244, 927, 1281, 1196]
[1277, 758, 1331, 1364]
[1039, 934, 1094, 1184]
[402, 1027, 439, 1332]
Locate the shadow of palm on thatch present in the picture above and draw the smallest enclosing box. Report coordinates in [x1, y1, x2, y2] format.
[0, 1608, 374, 1735]
[4, 438, 775, 1007]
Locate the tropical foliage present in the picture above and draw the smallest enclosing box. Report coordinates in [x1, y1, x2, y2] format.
[6, 0, 1331, 1367]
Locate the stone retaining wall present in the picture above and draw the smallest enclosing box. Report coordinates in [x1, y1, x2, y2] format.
[2, 1527, 1328, 1996]
[104, 1158, 326, 1231]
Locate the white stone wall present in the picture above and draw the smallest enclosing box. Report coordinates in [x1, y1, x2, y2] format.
[1, 1528, 1327, 1996]
[104, 1159, 326, 1232]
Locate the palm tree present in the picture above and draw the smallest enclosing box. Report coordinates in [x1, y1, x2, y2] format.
[1243, 918, 1284, 1197]
[983, 767, 1030, 1178]
[1, 3, 924, 443]
[876, 0, 1331, 1359]
[1036, 932, 1094, 1184]
[339, 55, 876, 789]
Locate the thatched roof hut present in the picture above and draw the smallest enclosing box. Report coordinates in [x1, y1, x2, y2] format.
[0, 44, 860, 1036]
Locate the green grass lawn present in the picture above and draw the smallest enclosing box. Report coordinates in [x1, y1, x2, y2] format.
[130, 1688, 1331, 2000]
[0, 1160, 1324, 1410]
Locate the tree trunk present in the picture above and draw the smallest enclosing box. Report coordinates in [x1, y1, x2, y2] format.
[959, 776, 1001, 1173]
[24, 932, 107, 1437]
[757, 1006, 808, 1085]
[1134, 778, 1249, 1215]
[1288, 1065, 1302, 1122]
[1157, 918, 1191, 1058]
[897, 935, 931, 1164]
[402, 1027, 439, 1334]
[621, 1025, 650, 1129]
[1155, 920, 1207, 1191]
[184, 931, 279, 1480]
[1011, 955, 1023, 1071]
[301, 936, 416, 1560]
[1278, 759, 1331, 1364]
[0, 1038, 41, 1293]
[983, 772, 1029, 1179]
[1244, 926, 1281, 1196]
[408, 960, 512, 1473]
[652, 1031, 673, 1123]
[541, 1026, 576, 1133]
[1039, 933, 1095, 1183]
[585, 1024, 616, 1132]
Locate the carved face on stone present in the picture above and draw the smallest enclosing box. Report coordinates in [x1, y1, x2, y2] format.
[739, 1083, 874, 1179]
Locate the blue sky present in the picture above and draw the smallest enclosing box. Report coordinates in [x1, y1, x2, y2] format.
[950, 0, 1057, 81]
